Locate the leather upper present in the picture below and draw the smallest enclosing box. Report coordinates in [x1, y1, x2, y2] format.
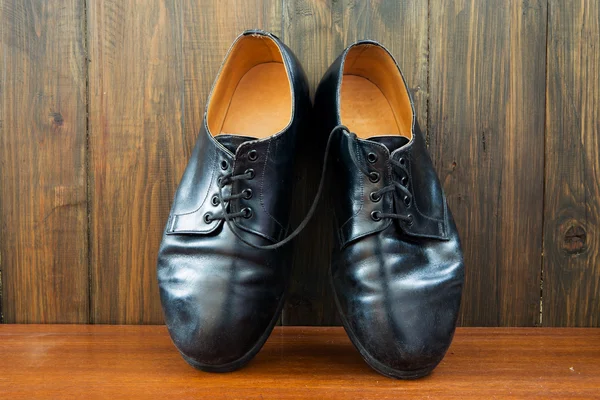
[315, 40, 464, 376]
[157, 30, 310, 367]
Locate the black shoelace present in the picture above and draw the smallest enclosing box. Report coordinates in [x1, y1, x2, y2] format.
[212, 125, 412, 250]
[204, 169, 256, 223]
[364, 157, 414, 225]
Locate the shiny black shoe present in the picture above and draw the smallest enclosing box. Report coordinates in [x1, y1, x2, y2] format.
[157, 30, 310, 372]
[314, 41, 465, 379]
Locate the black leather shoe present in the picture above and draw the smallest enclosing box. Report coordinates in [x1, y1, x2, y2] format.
[157, 30, 310, 372]
[314, 41, 464, 379]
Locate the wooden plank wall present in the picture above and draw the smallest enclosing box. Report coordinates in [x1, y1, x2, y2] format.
[544, 0, 600, 326]
[429, 0, 547, 326]
[0, 0, 598, 326]
[0, 0, 89, 323]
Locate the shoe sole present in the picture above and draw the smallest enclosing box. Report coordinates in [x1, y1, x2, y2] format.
[329, 268, 438, 380]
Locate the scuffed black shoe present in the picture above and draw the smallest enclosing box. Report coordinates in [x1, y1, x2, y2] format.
[157, 30, 310, 372]
[314, 40, 465, 379]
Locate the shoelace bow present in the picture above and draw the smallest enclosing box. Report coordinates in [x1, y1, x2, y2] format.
[213, 125, 412, 250]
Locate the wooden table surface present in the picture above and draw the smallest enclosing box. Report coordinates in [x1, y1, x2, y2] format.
[0, 326, 598, 399]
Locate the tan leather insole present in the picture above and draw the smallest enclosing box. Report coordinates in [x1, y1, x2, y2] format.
[220, 62, 291, 139]
[340, 75, 400, 138]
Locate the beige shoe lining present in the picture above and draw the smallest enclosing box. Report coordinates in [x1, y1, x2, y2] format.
[340, 45, 413, 140]
[207, 35, 292, 139]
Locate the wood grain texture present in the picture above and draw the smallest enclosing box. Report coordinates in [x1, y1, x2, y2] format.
[0, 0, 89, 322]
[429, 0, 547, 326]
[544, 0, 600, 326]
[281, 0, 427, 326]
[181, 0, 282, 154]
[87, 0, 185, 323]
[180, 0, 282, 324]
[281, 0, 343, 325]
[2, 0, 599, 327]
[341, 0, 428, 135]
[0, 325, 599, 399]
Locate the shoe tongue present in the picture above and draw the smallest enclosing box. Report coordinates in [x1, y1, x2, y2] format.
[368, 136, 410, 152]
[215, 134, 257, 153]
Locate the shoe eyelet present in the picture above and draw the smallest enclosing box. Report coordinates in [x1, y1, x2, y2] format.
[401, 176, 408, 186]
[406, 214, 414, 226]
[220, 160, 229, 170]
[217, 176, 224, 186]
[403, 196, 411, 207]
[245, 169, 255, 179]
[369, 171, 380, 183]
[399, 157, 406, 166]
[248, 150, 258, 161]
[211, 195, 220, 206]
[243, 188, 253, 199]
[371, 211, 382, 221]
[369, 192, 381, 202]
[242, 207, 253, 219]
[203, 213, 213, 224]
[367, 152, 378, 163]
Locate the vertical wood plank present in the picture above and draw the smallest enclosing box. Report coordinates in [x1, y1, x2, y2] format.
[0, 0, 89, 322]
[88, 0, 282, 324]
[544, 0, 600, 326]
[181, 0, 282, 157]
[429, 0, 547, 326]
[180, 0, 282, 324]
[281, 0, 428, 325]
[342, 1, 428, 137]
[88, 0, 185, 323]
[281, 0, 343, 325]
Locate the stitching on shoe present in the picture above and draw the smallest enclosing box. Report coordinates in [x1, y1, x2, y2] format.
[405, 148, 444, 224]
[174, 143, 217, 217]
[259, 140, 286, 230]
[339, 136, 365, 230]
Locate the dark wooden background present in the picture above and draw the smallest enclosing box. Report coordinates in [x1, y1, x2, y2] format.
[0, 0, 598, 326]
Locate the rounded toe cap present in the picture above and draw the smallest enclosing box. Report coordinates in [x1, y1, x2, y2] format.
[358, 326, 453, 378]
[334, 265, 462, 378]
[341, 305, 457, 378]
[162, 291, 283, 370]
[157, 251, 285, 370]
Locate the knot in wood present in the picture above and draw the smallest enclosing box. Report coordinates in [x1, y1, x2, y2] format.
[562, 224, 587, 254]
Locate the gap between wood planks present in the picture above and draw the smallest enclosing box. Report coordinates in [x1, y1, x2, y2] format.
[539, 0, 551, 327]
[83, 0, 93, 324]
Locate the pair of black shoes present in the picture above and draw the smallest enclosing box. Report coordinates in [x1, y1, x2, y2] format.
[157, 30, 464, 380]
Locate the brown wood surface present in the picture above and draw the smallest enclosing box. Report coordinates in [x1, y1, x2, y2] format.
[543, 0, 600, 326]
[281, 0, 344, 325]
[179, 0, 282, 323]
[282, 0, 428, 326]
[181, 0, 282, 153]
[1, 0, 599, 326]
[0, 0, 89, 322]
[0, 325, 599, 399]
[87, 0, 185, 323]
[429, 0, 547, 326]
